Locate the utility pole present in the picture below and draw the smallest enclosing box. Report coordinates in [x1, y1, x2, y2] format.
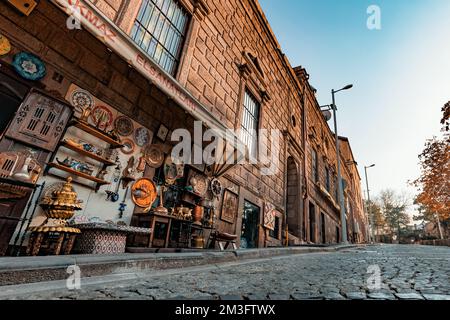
[364, 164, 376, 243]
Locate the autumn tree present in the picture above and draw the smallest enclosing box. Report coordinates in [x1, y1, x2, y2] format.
[413, 102, 450, 233]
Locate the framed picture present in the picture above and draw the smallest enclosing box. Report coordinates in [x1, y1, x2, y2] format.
[156, 124, 169, 141]
[221, 189, 239, 223]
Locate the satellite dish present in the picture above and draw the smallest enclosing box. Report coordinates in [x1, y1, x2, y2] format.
[322, 110, 332, 121]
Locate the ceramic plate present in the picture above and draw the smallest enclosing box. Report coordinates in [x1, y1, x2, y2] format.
[70, 89, 95, 113]
[0, 34, 11, 56]
[12, 52, 47, 81]
[121, 138, 135, 155]
[114, 115, 134, 137]
[90, 105, 113, 130]
[134, 127, 151, 147]
[131, 178, 157, 208]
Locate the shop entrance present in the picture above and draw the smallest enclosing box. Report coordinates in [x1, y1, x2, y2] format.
[240, 200, 260, 249]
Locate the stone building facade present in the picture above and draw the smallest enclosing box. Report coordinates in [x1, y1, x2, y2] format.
[0, 0, 366, 254]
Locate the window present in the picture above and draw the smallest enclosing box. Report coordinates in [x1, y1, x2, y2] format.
[312, 149, 318, 182]
[269, 216, 280, 239]
[131, 0, 190, 76]
[325, 166, 330, 192]
[241, 90, 260, 158]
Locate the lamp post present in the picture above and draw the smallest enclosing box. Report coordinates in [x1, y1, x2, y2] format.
[364, 164, 375, 243]
[321, 84, 353, 244]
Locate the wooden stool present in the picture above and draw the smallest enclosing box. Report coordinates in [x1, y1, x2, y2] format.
[209, 231, 238, 251]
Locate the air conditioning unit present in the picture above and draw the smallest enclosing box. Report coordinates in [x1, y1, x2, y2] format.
[7, 0, 38, 16]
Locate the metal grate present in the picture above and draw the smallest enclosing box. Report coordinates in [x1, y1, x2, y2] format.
[241, 90, 260, 158]
[130, 0, 189, 76]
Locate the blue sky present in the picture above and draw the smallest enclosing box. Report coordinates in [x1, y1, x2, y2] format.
[259, 0, 450, 205]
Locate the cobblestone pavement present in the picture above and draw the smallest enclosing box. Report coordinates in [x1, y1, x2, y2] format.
[4, 245, 450, 300]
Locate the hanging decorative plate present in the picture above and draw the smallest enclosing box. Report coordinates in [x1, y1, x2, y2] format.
[121, 138, 135, 155]
[12, 52, 46, 81]
[190, 172, 208, 197]
[134, 127, 151, 147]
[164, 156, 184, 185]
[210, 178, 223, 197]
[70, 89, 95, 113]
[144, 144, 164, 168]
[0, 34, 11, 56]
[114, 115, 134, 137]
[90, 105, 113, 130]
[131, 178, 157, 208]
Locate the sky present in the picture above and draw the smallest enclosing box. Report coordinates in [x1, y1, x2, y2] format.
[259, 0, 450, 210]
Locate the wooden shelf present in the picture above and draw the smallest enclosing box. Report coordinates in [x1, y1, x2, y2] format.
[70, 119, 124, 149]
[47, 163, 110, 185]
[60, 141, 116, 166]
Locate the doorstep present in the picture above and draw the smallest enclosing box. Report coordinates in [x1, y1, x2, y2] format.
[0, 244, 359, 286]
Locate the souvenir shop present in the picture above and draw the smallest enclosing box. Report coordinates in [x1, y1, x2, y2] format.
[0, 1, 250, 257]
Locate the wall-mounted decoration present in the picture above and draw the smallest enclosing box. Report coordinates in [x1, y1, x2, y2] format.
[210, 178, 223, 198]
[263, 201, 275, 231]
[121, 156, 136, 189]
[5, 89, 72, 152]
[164, 156, 184, 185]
[12, 52, 47, 81]
[189, 172, 208, 197]
[90, 105, 113, 131]
[114, 115, 134, 137]
[156, 124, 169, 142]
[70, 89, 95, 114]
[144, 144, 164, 168]
[221, 189, 238, 224]
[0, 34, 11, 56]
[7, 0, 38, 16]
[134, 127, 151, 147]
[136, 155, 146, 172]
[120, 138, 135, 155]
[131, 178, 157, 208]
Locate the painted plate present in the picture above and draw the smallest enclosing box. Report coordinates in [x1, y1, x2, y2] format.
[131, 178, 157, 208]
[121, 138, 135, 155]
[190, 173, 208, 196]
[0, 34, 11, 56]
[144, 144, 164, 168]
[90, 105, 113, 130]
[114, 115, 134, 137]
[70, 89, 95, 113]
[134, 127, 151, 147]
[12, 52, 47, 81]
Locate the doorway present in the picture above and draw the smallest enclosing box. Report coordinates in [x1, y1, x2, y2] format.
[320, 212, 326, 244]
[241, 200, 260, 249]
[286, 156, 300, 237]
[309, 202, 316, 243]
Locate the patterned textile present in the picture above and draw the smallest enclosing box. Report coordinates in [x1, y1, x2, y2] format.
[263, 201, 276, 230]
[74, 229, 127, 254]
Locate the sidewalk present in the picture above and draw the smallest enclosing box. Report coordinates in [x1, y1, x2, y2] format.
[0, 244, 359, 286]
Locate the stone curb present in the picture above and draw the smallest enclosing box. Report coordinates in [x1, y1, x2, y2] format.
[0, 244, 360, 286]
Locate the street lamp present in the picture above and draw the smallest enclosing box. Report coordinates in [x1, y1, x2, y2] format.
[321, 84, 353, 244]
[364, 164, 375, 243]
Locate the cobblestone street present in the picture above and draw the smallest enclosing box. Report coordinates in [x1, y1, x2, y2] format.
[3, 245, 450, 300]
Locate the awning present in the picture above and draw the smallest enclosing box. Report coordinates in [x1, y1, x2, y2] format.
[50, 0, 245, 176]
